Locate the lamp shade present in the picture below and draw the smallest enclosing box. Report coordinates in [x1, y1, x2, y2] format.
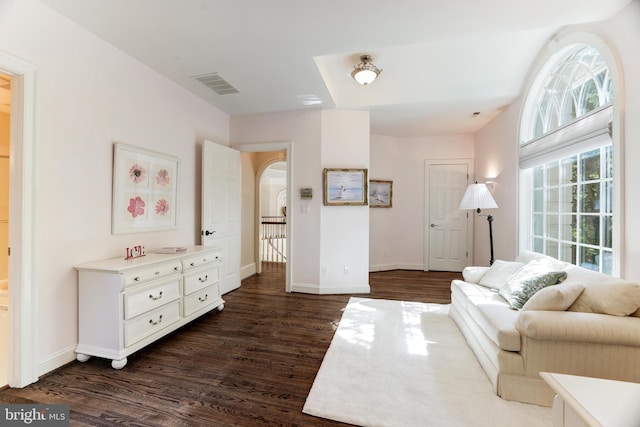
[351, 55, 382, 85]
[459, 183, 498, 210]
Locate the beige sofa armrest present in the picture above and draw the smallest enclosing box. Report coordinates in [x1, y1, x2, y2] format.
[516, 310, 640, 346]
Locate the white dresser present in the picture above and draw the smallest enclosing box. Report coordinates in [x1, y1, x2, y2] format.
[541, 372, 640, 427]
[75, 245, 224, 369]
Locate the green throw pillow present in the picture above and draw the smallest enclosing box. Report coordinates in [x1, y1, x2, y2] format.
[499, 271, 568, 309]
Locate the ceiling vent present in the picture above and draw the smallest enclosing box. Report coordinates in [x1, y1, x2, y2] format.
[193, 72, 239, 95]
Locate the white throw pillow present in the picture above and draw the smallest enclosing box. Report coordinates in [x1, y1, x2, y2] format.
[478, 260, 524, 289]
[462, 266, 490, 284]
[522, 283, 585, 311]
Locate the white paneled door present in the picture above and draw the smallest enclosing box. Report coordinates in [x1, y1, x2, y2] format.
[201, 140, 241, 294]
[426, 162, 470, 272]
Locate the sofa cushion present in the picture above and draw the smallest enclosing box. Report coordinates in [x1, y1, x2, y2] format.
[467, 302, 522, 351]
[521, 282, 585, 311]
[478, 260, 524, 289]
[451, 280, 521, 351]
[499, 270, 568, 309]
[564, 266, 640, 316]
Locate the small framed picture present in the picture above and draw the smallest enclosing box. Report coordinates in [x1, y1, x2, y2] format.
[369, 180, 393, 208]
[323, 168, 368, 206]
[112, 143, 180, 234]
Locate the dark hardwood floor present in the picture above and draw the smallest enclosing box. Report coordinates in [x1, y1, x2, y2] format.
[0, 264, 460, 426]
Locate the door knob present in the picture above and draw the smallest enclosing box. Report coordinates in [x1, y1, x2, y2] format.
[203, 230, 216, 236]
[430, 223, 439, 228]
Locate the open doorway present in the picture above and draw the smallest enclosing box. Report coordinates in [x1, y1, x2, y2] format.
[259, 161, 287, 266]
[235, 142, 291, 292]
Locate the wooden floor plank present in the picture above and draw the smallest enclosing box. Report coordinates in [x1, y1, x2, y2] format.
[0, 263, 460, 426]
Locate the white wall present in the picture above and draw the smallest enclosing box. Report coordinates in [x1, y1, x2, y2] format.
[240, 152, 256, 278]
[370, 134, 475, 270]
[231, 109, 370, 293]
[231, 110, 323, 288]
[474, 1, 640, 281]
[0, 0, 230, 376]
[319, 109, 370, 292]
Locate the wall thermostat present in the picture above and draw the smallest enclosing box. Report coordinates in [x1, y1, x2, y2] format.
[300, 188, 313, 199]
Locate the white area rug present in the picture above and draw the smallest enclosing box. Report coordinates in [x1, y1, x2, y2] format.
[303, 297, 550, 427]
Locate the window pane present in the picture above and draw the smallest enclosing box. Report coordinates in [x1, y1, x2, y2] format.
[561, 156, 577, 184]
[547, 187, 559, 213]
[561, 185, 577, 213]
[603, 180, 613, 214]
[533, 238, 543, 253]
[603, 216, 612, 248]
[546, 240, 558, 258]
[604, 145, 613, 179]
[546, 163, 559, 186]
[601, 251, 613, 275]
[533, 214, 544, 236]
[580, 149, 600, 181]
[533, 189, 544, 212]
[580, 182, 600, 213]
[547, 214, 559, 238]
[560, 214, 576, 242]
[559, 243, 576, 264]
[534, 167, 544, 188]
[580, 215, 600, 246]
[580, 246, 600, 271]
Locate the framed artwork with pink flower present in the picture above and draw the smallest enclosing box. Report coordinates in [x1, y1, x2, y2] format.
[112, 143, 180, 234]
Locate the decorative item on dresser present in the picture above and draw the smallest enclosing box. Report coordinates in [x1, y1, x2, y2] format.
[75, 245, 224, 369]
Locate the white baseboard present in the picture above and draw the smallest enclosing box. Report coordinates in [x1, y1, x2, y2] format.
[241, 263, 256, 280]
[291, 283, 371, 295]
[38, 345, 77, 377]
[369, 263, 424, 272]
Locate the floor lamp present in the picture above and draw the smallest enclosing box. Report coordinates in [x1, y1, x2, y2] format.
[459, 182, 498, 265]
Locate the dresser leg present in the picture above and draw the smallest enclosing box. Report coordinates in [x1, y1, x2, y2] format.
[111, 358, 127, 369]
[76, 353, 91, 363]
[217, 303, 224, 311]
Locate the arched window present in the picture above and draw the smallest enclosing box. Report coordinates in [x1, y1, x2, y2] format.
[519, 42, 619, 275]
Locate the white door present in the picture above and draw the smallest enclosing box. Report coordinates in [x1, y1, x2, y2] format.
[202, 140, 241, 294]
[426, 163, 469, 272]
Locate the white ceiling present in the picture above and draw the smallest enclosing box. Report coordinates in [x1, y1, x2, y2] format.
[38, 0, 632, 137]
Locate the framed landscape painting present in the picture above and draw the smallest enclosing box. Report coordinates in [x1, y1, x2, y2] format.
[369, 180, 393, 208]
[112, 143, 180, 234]
[323, 168, 368, 206]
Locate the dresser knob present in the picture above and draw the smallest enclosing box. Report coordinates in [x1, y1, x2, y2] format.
[198, 294, 208, 302]
[148, 291, 163, 301]
[134, 276, 141, 281]
[199, 275, 208, 283]
[149, 314, 163, 325]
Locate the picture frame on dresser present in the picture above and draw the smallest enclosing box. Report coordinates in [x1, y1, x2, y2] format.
[112, 143, 180, 234]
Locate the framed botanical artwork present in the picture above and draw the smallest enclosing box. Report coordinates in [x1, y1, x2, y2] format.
[369, 180, 393, 208]
[112, 143, 180, 234]
[323, 168, 368, 206]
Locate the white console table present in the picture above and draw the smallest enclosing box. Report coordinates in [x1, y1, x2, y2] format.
[541, 372, 640, 427]
[75, 245, 224, 369]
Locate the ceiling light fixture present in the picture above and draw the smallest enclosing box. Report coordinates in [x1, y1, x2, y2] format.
[351, 55, 382, 86]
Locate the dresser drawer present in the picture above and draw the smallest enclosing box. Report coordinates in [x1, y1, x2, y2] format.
[124, 301, 181, 347]
[182, 250, 221, 272]
[183, 265, 220, 295]
[123, 261, 182, 286]
[183, 285, 219, 317]
[123, 278, 181, 320]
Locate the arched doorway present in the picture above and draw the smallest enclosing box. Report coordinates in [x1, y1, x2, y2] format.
[259, 160, 287, 267]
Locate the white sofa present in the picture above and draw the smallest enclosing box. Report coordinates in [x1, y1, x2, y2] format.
[449, 251, 640, 406]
